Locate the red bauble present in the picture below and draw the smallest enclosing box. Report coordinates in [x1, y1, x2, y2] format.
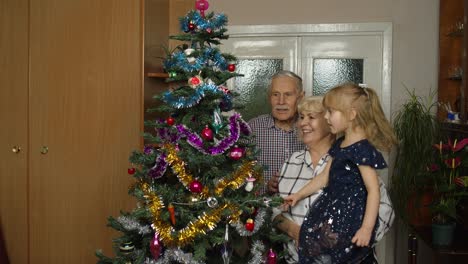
[228, 146, 244, 160]
[227, 64, 236, 72]
[201, 125, 213, 141]
[150, 233, 162, 260]
[189, 179, 203, 193]
[188, 22, 196, 31]
[128, 168, 136, 175]
[245, 218, 255, 231]
[190, 76, 201, 86]
[166, 116, 175, 126]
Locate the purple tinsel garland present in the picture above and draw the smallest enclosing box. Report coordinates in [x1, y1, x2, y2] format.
[176, 113, 250, 155]
[148, 153, 167, 179]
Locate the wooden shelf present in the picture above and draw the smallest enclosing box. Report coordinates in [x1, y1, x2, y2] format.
[147, 72, 169, 78]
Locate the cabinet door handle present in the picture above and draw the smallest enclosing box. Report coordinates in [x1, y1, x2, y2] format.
[12, 146, 21, 154]
[40, 146, 49, 154]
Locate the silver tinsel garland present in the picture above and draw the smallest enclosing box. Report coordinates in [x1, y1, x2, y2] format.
[247, 240, 266, 264]
[116, 215, 152, 235]
[230, 209, 266, 236]
[145, 248, 202, 264]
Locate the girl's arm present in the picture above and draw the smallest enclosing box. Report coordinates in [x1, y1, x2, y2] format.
[351, 165, 380, 247]
[283, 160, 332, 207]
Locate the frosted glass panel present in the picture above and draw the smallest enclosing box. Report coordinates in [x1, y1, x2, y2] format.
[233, 59, 283, 121]
[313, 59, 363, 95]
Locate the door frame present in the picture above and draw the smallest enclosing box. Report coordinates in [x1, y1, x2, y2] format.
[226, 22, 393, 118]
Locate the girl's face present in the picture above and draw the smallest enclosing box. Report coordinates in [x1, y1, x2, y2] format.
[324, 107, 349, 134]
[297, 110, 330, 146]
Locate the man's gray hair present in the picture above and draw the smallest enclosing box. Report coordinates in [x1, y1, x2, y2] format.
[267, 70, 303, 95]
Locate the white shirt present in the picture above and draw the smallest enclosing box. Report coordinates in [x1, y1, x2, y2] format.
[273, 149, 330, 263]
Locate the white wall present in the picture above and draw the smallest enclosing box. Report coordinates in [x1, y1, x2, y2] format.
[210, 1, 440, 263]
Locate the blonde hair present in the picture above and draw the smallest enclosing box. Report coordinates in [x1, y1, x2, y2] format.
[323, 83, 397, 152]
[298, 96, 325, 114]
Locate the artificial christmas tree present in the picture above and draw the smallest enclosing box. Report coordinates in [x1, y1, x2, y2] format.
[96, 1, 285, 264]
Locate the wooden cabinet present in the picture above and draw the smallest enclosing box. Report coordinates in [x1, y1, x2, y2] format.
[0, 0, 143, 263]
[438, 0, 468, 123]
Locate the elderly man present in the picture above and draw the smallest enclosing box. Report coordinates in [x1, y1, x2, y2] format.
[248, 70, 305, 194]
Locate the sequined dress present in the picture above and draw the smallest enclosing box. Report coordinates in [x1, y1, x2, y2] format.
[298, 138, 386, 263]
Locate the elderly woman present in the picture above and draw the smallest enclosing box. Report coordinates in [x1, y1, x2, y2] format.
[272, 96, 335, 263]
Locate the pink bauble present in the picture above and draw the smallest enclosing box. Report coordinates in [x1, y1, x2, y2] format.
[201, 125, 213, 141]
[189, 179, 203, 193]
[266, 248, 277, 264]
[195, 0, 209, 12]
[150, 233, 162, 260]
[229, 146, 244, 160]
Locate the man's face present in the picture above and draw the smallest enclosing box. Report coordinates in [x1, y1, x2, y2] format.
[269, 76, 303, 122]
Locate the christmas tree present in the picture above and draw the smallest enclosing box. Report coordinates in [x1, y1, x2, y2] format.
[96, 1, 285, 263]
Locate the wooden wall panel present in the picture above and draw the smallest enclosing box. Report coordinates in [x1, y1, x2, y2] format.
[28, 0, 143, 263]
[0, 0, 29, 263]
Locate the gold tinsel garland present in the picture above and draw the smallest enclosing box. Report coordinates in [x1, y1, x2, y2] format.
[141, 182, 241, 247]
[140, 143, 259, 248]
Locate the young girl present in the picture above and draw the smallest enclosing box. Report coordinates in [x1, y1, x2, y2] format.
[284, 83, 397, 263]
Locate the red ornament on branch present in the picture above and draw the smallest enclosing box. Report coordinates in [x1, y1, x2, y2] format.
[227, 64, 236, 72]
[189, 179, 203, 193]
[266, 248, 277, 264]
[166, 116, 175, 126]
[245, 218, 255, 231]
[127, 168, 136, 175]
[201, 125, 214, 141]
[228, 145, 244, 160]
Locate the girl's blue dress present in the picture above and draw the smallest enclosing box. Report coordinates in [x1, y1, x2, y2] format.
[298, 137, 386, 263]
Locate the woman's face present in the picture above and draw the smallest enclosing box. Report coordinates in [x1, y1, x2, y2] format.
[297, 110, 331, 147]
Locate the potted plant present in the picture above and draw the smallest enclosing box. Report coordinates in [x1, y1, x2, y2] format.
[390, 88, 439, 225]
[428, 138, 468, 246]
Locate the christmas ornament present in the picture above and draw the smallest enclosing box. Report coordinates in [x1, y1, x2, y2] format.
[119, 241, 134, 255]
[228, 145, 244, 160]
[168, 71, 177, 78]
[188, 22, 195, 31]
[227, 64, 236, 72]
[166, 116, 175, 126]
[195, 0, 210, 17]
[127, 167, 136, 175]
[188, 76, 202, 88]
[212, 107, 223, 134]
[201, 125, 214, 141]
[207, 197, 218, 208]
[245, 218, 255, 231]
[184, 48, 195, 56]
[168, 204, 176, 225]
[221, 244, 231, 264]
[187, 57, 196, 64]
[150, 233, 162, 260]
[266, 248, 277, 264]
[244, 176, 256, 192]
[189, 179, 203, 193]
[206, 28, 212, 34]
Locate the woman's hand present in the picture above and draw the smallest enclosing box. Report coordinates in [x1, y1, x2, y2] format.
[283, 193, 301, 208]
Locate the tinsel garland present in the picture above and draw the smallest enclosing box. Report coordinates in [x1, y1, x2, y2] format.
[141, 182, 241, 248]
[247, 240, 266, 264]
[231, 209, 266, 236]
[116, 215, 152, 235]
[164, 143, 258, 196]
[149, 248, 203, 264]
[176, 113, 251, 155]
[180, 11, 228, 32]
[162, 83, 226, 109]
[149, 153, 167, 179]
[214, 161, 260, 196]
[164, 47, 228, 73]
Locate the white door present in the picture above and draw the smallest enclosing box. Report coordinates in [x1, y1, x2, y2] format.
[220, 23, 392, 119]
